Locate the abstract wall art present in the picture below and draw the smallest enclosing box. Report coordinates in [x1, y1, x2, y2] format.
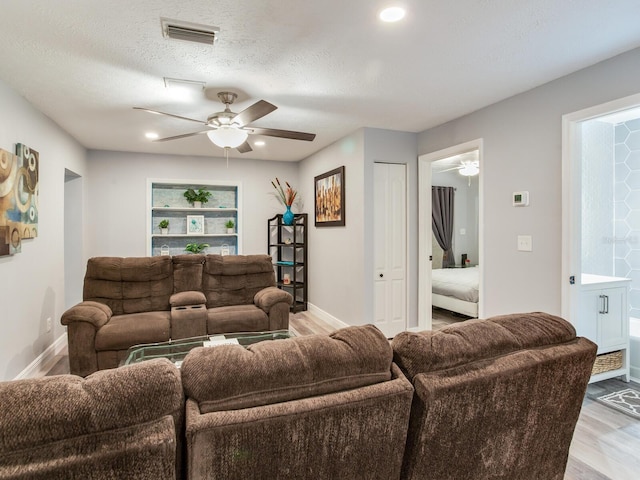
[0, 144, 39, 257]
[314, 166, 345, 227]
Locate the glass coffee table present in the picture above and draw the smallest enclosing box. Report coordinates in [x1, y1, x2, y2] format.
[120, 330, 293, 368]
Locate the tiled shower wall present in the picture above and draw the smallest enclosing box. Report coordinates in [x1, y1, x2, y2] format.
[614, 118, 640, 318]
[582, 120, 614, 277]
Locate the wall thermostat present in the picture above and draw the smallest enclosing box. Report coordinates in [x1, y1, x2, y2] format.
[513, 191, 529, 207]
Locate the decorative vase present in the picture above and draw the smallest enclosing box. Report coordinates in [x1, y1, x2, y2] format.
[193, 201, 202, 208]
[283, 205, 294, 225]
[161, 228, 168, 235]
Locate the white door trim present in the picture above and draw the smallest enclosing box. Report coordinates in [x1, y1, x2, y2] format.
[561, 91, 640, 322]
[418, 138, 484, 331]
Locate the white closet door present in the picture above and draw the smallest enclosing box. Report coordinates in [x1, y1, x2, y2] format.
[373, 162, 407, 337]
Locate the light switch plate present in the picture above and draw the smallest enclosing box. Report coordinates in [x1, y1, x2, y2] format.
[517, 235, 532, 252]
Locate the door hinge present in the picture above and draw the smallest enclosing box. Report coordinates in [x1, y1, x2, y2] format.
[569, 275, 575, 285]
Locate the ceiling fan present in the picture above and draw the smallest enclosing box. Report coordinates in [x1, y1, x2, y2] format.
[434, 152, 479, 177]
[433, 152, 479, 186]
[133, 91, 316, 154]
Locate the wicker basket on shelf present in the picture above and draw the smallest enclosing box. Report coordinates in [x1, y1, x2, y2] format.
[591, 350, 623, 375]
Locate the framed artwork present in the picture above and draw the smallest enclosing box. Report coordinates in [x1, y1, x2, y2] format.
[314, 166, 345, 227]
[187, 215, 205, 235]
[0, 145, 39, 256]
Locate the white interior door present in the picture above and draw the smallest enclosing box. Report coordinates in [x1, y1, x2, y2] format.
[373, 162, 407, 337]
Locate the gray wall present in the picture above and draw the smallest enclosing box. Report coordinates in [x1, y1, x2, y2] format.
[298, 128, 418, 327]
[419, 46, 640, 317]
[0, 79, 87, 381]
[299, 130, 366, 325]
[86, 150, 300, 257]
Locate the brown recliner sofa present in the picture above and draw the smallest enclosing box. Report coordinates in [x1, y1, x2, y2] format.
[0, 359, 184, 480]
[392, 312, 597, 480]
[0, 316, 595, 479]
[61, 254, 292, 376]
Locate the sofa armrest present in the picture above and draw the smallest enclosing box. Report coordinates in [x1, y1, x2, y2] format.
[61, 301, 112, 329]
[170, 291, 206, 307]
[254, 287, 293, 312]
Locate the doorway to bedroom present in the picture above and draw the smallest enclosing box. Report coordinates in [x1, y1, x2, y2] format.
[418, 139, 484, 331]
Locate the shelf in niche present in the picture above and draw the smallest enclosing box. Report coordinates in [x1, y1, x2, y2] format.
[152, 207, 237, 212]
[152, 233, 237, 238]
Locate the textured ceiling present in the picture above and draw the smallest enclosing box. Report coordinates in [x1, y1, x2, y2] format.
[1, 0, 640, 162]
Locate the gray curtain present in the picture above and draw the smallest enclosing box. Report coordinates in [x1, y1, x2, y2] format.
[432, 186, 455, 268]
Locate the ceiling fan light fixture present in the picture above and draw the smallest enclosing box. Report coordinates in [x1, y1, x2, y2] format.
[207, 127, 248, 149]
[459, 164, 479, 176]
[379, 7, 406, 22]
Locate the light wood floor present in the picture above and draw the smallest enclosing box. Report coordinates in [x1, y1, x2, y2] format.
[41, 310, 639, 479]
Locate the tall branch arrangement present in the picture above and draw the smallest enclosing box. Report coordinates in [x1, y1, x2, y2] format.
[271, 178, 297, 206]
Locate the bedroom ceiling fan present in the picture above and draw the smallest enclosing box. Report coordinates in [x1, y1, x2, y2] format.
[133, 91, 316, 155]
[434, 152, 479, 185]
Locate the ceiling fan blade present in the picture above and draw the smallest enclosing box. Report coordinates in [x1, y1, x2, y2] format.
[133, 107, 206, 125]
[236, 141, 253, 154]
[233, 100, 277, 126]
[435, 166, 462, 173]
[154, 130, 210, 142]
[250, 127, 316, 141]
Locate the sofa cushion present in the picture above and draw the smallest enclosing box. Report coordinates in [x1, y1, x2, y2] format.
[202, 254, 275, 308]
[172, 254, 205, 293]
[95, 311, 171, 351]
[83, 256, 173, 315]
[392, 312, 577, 379]
[207, 305, 269, 334]
[181, 324, 393, 413]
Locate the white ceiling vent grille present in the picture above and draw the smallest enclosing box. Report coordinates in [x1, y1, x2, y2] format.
[161, 18, 219, 45]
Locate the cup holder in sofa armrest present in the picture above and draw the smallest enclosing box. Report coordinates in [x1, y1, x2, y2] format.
[171, 300, 207, 340]
[170, 291, 207, 308]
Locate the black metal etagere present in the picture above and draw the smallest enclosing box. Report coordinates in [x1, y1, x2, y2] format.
[267, 213, 308, 312]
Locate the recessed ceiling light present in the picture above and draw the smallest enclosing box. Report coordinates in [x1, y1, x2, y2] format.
[254, 140, 265, 146]
[379, 7, 406, 22]
[145, 132, 159, 140]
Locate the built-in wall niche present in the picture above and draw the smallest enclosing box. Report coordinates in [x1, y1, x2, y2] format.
[146, 179, 242, 257]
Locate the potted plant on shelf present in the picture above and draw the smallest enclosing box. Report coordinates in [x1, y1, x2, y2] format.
[225, 220, 235, 234]
[183, 188, 212, 208]
[158, 219, 169, 235]
[184, 242, 209, 254]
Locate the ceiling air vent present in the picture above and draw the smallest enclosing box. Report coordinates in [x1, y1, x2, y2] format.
[161, 18, 219, 45]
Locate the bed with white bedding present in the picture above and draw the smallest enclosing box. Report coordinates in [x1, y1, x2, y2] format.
[432, 266, 479, 318]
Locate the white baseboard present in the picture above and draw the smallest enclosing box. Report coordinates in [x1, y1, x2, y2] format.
[14, 333, 68, 380]
[306, 303, 349, 330]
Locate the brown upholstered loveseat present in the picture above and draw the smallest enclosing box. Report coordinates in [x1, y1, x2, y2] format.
[61, 254, 292, 376]
[4, 315, 595, 479]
